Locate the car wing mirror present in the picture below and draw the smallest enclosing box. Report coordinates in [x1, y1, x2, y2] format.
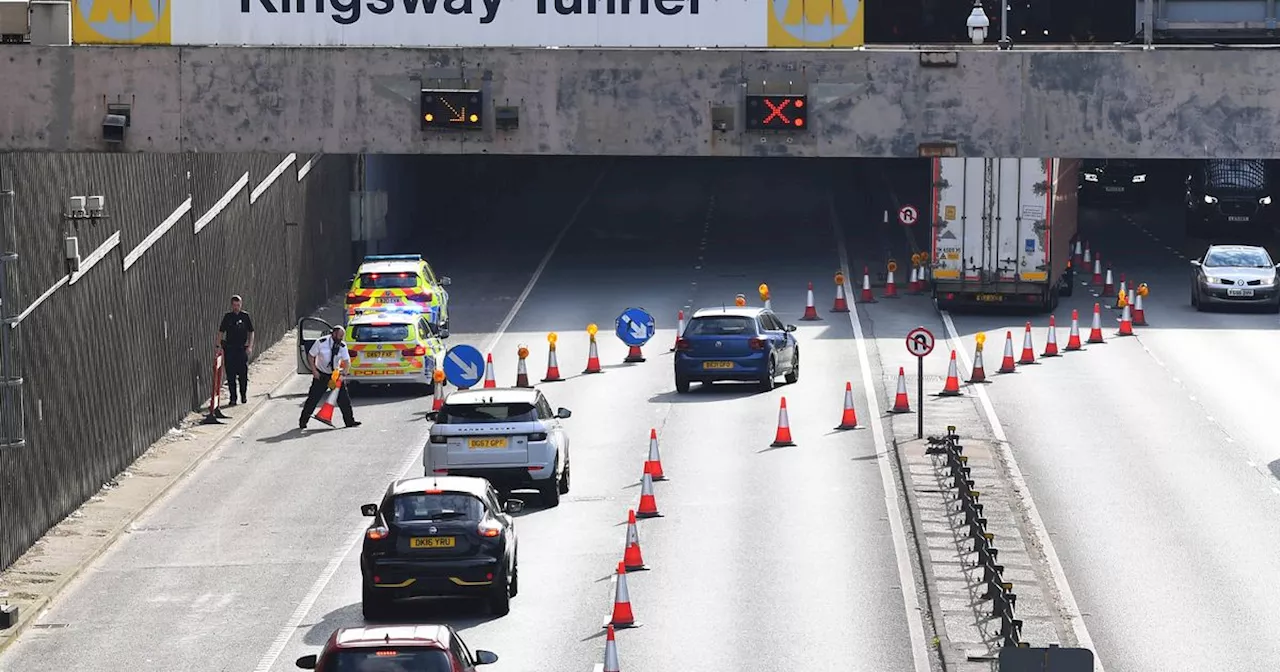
[474, 650, 499, 665]
[440, 276, 452, 286]
[425, 411, 438, 422]
[785, 324, 797, 332]
[296, 654, 318, 669]
[360, 503, 378, 517]
[1190, 260, 1201, 266]
[504, 499, 525, 514]
[556, 407, 572, 419]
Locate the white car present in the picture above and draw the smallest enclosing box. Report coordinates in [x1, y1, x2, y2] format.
[426, 387, 573, 507]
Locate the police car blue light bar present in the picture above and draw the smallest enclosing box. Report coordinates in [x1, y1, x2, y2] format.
[363, 254, 422, 262]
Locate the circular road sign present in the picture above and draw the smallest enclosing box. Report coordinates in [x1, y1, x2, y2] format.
[906, 326, 935, 357]
[898, 205, 919, 226]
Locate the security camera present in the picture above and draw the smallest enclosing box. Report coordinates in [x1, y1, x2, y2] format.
[67, 196, 86, 219]
[87, 195, 105, 217]
[966, 2, 990, 45]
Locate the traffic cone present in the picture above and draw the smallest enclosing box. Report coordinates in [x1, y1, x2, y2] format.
[622, 509, 647, 572]
[1092, 257, 1103, 286]
[835, 382, 861, 429]
[670, 310, 686, 350]
[643, 428, 666, 481]
[1042, 316, 1060, 357]
[998, 331, 1017, 373]
[542, 343, 563, 382]
[968, 342, 987, 383]
[890, 367, 910, 412]
[1113, 275, 1127, 308]
[584, 335, 603, 374]
[1083, 242, 1092, 266]
[1018, 322, 1036, 365]
[831, 275, 850, 310]
[636, 472, 662, 518]
[515, 351, 531, 388]
[770, 397, 796, 447]
[1117, 302, 1134, 336]
[939, 350, 962, 396]
[606, 561, 638, 628]
[1133, 290, 1147, 326]
[1102, 265, 1115, 297]
[624, 344, 645, 363]
[483, 353, 496, 388]
[602, 624, 621, 672]
[1065, 309, 1083, 351]
[432, 378, 444, 411]
[855, 267, 874, 305]
[882, 268, 899, 299]
[800, 283, 821, 320]
[1073, 240, 1083, 267]
[1087, 303, 1105, 344]
[313, 383, 341, 426]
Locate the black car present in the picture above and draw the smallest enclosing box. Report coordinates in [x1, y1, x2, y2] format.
[1079, 159, 1151, 204]
[360, 476, 524, 619]
[1184, 159, 1275, 239]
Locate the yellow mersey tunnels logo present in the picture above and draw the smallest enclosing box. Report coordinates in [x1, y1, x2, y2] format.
[768, 0, 864, 48]
[72, 0, 171, 44]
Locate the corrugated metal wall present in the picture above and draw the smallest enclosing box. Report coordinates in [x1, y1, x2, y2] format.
[0, 152, 355, 572]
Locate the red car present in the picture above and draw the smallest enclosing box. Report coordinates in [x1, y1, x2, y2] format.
[296, 624, 498, 671]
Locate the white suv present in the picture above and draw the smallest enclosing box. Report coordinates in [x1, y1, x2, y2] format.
[426, 387, 573, 507]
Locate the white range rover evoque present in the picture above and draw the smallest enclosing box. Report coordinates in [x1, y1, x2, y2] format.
[425, 387, 573, 507]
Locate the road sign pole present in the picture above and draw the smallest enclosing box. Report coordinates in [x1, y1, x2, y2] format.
[917, 355, 924, 439]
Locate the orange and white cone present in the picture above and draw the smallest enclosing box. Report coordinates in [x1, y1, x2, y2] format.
[314, 383, 341, 426]
[998, 331, 1017, 373]
[1092, 257, 1103, 286]
[939, 350, 962, 396]
[1073, 240, 1083, 267]
[643, 428, 666, 481]
[636, 472, 662, 518]
[606, 561, 638, 628]
[910, 266, 924, 294]
[1117, 302, 1134, 336]
[968, 342, 987, 383]
[1132, 291, 1147, 326]
[1113, 275, 1127, 308]
[482, 353, 496, 388]
[890, 367, 911, 412]
[515, 352, 531, 388]
[1087, 303, 1105, 344]
[624, 344, 645, 363]
[670, 310, 686, 350]
[1018, 322, 1036, 365]
[882, 268, 899, 299]
[602, 624, 622, 672]
[622, 509, 647, 572]
[584, 335, 603, 374]
[1042, 316, 1060, 357]
[771, 397, 796, 447]
[835, 381, 861, 429]
[801, 283, 821, 320]
[432, 375, 445, 411]
[1065, 309, 1083, 351]
[855, 267, 874, 305]
[542, 343, 563, 382]
[1102, 265, 1115, 297]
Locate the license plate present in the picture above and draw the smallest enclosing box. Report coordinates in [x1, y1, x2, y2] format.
[371, 350, 398, 358]
[1104, 187, 1124, 193]
[376, 297, 401, 303]
[1227, 288, 1254, 297]
[468, 437, 508, 449]
[975, 294, 1005, 302]
[702, 361, 734, 369]
[410, 536, 455, 549]
[1228, 216, 1250, 222]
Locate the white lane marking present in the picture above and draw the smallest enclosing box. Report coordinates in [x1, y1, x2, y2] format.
[482, 165, 611, 355]
[830, 200, 931, 672]
[940, 312, 1107, 672]
[253, 448, 424, 672]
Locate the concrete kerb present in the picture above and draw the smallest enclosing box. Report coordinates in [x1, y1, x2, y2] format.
[0, 296, 343, 654]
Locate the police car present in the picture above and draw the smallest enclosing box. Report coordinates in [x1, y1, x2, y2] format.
[296, 307, 446, 393]
[346, 254, 451, 337]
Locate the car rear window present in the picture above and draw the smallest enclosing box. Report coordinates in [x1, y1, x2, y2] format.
[686, 316, 755, 336]
[439, 402, 537, 424]
[1206, 248, 1273, 268]
[360, 272, 418, 289]
[327, 647, 452, 671]
[351, 324, 412, 342]
[1205, 160, 1266, 190]
[392, 493, 484, 523]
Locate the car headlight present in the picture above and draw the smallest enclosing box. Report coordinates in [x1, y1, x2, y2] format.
[1204, 276, 1221, 284]
[1084, 173, 1099, 182]
[1204, 195, 1218, 204]
[1132, 174, 1146, 183]
[1261, 196, 1273, 205]
[1259, 277, 1276, 286]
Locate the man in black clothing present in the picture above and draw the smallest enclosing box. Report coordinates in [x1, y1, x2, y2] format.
[218, 295, 255, 406]
[300, 325, 361, 430]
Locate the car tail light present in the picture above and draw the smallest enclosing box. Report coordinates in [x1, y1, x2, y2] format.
[429, 435, 447, 444]
[432, 468, 448, 474]
[407, 293, 431, 302]
[675, 338, 691, 351]
[477, 520, 502, 538]
[366, 525, 389, 541]
[346, 293, 363, 304]
[527, 432, 547, 442]
[404, 345, 427, 357]
[945, 293, 956, 300]
[748, 338, 766, 351]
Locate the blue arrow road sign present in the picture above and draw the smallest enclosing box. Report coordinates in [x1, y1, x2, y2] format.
[615, 307, 656, 347]
[443, 344, 485, 388]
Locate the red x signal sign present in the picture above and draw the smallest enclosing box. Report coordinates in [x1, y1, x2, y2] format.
[746, 93, 809, 131]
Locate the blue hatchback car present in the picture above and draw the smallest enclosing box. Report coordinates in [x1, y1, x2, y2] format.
[673, 306, 799, 393]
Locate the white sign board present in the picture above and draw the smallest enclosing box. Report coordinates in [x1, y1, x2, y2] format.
[905, 326, 934, 357]
[898, 204, 918, 226]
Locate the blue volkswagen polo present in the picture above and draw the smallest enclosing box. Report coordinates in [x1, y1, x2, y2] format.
[673, 306, 799, 393]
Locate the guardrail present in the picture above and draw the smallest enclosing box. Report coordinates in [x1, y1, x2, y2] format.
[926, 426, 1023, 648]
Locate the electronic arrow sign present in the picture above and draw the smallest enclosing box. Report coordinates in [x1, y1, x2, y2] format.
[745, 93, 808, 131]
[420, 89, 483, 130]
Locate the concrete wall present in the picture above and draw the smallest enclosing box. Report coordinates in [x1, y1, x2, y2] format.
[3, 45, 1280, 158]
[0, 152, 354, 572]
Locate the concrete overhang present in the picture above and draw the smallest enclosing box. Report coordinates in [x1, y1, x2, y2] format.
[4, 44, 1280, 158]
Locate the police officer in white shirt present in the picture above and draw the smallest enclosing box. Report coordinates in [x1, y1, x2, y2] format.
[300, 325, 361, 430]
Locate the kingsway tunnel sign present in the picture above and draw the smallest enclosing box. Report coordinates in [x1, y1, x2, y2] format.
[70, 0, 864, 48]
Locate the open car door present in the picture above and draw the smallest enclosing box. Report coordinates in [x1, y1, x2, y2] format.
[297, 317, 334, 374]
